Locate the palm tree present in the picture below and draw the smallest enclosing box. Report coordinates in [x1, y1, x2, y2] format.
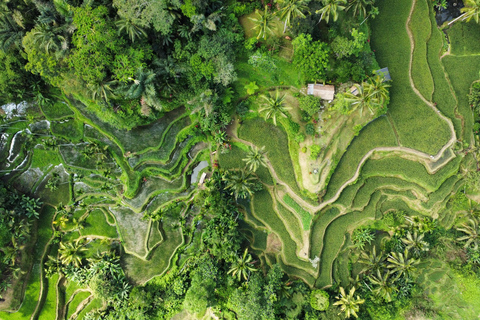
[118, 68, 156, 100]
[365, 75, 390, 106]
[227, 248, 257, 281]
[249, 6, 275, 40]
[87, 79, 118, 104]
[58, 241, 87, 267]
[368, 269, 397, 302]
[401, 231, 429, 257]
[386, 249, 420, 281]
[259, 90, 291, 125]
[31, 24, 66, 54]
[0, 15, 25, 51]
[333, 286, 365, 319]
[115, 17, 147, 43]
[316, 0, 347, 24]
[344, 83, 376, 116]
[358, 246, 384, 274]
[222, 168, 259, 199]
[276, 0, 310, 33]
[242, 146, 267, 172]
[456, 216, 480, 250]
[191, 9, 224, 33]
[346, 0, 372, 18]
[462, 0, 480, 23]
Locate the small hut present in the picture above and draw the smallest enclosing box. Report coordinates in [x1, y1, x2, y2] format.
[307, 84, 335, 101]
[374, 67, 391, 81]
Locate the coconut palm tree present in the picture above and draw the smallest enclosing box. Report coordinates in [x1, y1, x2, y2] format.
[333, 286, 365, 319]
[387, 249, 420, 281]
[462, 0, 480, 23]
[316, 0, 347, 24]
[344, 83, 376, 116]
[87, 79, 118, 104]
[242, 146, 268, 172]
[58, 241, 87, 267]
[249, 6, 275, 40]
[358, 246, 384, 274]
[31, 24, 67, 54]
[0, 15, 24, 51]
[346, 0, 373, 18]
[365, 75, 390, 106]
[259, 90, 291, 125]
[227, 248, 258, 281]
[368, 269, 397, 302]
[276, 0, 310, 33]
[115, 17, 147, 43]
[401, 231, 429, 257]
[456, 216, 480, 250]
[222, 168, 259, 200]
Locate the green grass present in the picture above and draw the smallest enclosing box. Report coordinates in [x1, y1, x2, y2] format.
[81, 209, 118, 239]
[325, 116, 397, 200]
[0, 206, 55, 320]
[310, 207, 340, 260]
[282, 194, 312, 230]
[37, 274, 59, 320]
[370, 0, 451, 154]
[276, 201, 303, 245]
[51, 118, 84, 142]
[31, 148, 61, 169]
[76, 297, 102, 320]
[252, 189, 314, 273]
[41, 101, 74, 120]
[316, 192, 379, 288]
[409, 0, 434, 101]
[122, 225, 183, 284]
[359, 154, 461, 193]
[65, 291, 91, 320]
[449, 20, 480, 56]
[443, 55, 480, 145]
[239, 118, 300, 193]
[426, 4, 461, 138]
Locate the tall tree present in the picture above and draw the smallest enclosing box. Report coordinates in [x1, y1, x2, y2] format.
[58, 241, 87, 267]
[462, 0, 480, 23]
[333, 286, 365, 319]
[358, 246, 384, 274]
[259, 90, 290, 125]
[386, 249, 420, 281]
[316, 0, 347, 24]
[0, 15, 25, 52]
[242, 146, 268, 172]
[249, 6, 275, 40]
[276, 0, 310, 33]
[228, 248, 258, 281]
[401, 231, 429, 257]
[222, 168, 259, 200]
[456, 216, 480, 250]
[115, 17, 147, 43]
[346, 0, 373, 18]
[368, 269, 397, 302]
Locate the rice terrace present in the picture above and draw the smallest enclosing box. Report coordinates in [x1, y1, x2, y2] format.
[1, 0, 480, 319]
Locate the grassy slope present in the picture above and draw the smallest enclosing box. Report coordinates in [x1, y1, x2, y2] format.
[370, 0, 451, 155]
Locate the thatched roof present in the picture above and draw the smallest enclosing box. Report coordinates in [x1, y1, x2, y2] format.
[307, 84, 335, 100]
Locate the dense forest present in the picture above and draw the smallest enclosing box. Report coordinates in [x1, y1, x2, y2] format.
[2, 0, 480, 319]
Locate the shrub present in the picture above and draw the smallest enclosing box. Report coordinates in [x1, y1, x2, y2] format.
[352, 227, 375, 250]
[310, 145, 321, 159]
[301, 147, 307, 153]
[468, 81, 480, 116]
[295, 133, 305, 143]
[305, 123, 316, 136]
[309, 290, 330, 311]
[298, 95, 321, 116]
[248, 51, 277, 72]
[288, 119, 300, 134]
